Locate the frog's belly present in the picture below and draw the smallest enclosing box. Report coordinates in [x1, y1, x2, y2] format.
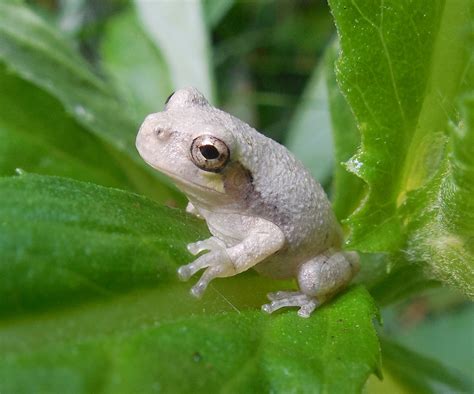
[253, 252, 299, 279]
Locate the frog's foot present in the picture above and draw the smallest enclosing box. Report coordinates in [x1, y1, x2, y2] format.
[179, 237, 228, 281]
[261, 292, 319, 318]
[178, 257, 235, 298]
[178, 249, 231, 281]
[187, 264, 232, 298]
[178, 237, 235, 298]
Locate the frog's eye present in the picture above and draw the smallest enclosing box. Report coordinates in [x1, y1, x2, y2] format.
[190, 135, 230, 172]
[164, 91, 175, 105]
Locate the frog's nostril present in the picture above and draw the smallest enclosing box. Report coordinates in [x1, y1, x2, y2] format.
[153, 127, 169, 140]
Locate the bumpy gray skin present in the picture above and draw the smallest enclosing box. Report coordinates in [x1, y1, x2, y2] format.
[136, 87, 359, 318]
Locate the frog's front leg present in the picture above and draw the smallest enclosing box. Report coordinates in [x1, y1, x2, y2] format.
[178, 218, 285, 298]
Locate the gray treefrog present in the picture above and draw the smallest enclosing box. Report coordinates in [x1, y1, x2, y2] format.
[136, 87, 359, 318]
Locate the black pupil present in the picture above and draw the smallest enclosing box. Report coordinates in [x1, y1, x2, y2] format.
[199, 145, 220, 160]
[164, 91, 175, 105]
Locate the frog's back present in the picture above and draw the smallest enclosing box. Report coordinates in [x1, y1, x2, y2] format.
[216, 109, 342, 276]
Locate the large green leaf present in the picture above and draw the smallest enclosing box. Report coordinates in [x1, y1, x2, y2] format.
[328, 0, 474, 295]
[0, 174, 380, 392]
[0, 2, 181, 204]
[404, 94, 474, 296]
[0, 65, 136, 189]
[0, 174, 202, 316]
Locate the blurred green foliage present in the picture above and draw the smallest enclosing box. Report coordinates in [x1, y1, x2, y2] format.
[1, 0, 473, 392]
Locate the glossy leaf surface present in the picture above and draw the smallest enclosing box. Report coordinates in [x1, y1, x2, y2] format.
[0, 174, 380, 393]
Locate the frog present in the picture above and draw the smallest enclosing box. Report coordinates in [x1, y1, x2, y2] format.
[136, 87, 359, 318]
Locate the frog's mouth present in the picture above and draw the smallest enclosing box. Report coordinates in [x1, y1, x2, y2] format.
[145, 159, 226, 197]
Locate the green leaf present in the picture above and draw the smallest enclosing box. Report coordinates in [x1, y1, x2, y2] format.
[0, 2, 181, 203]
[0, 65, 136, 189]
[328, 0, 474, 295]
[133, 0, 215, 102]
[0, 3, 128, 157]
[405, 94, 474, 296]
[0, 174, 380, 392]
[366, 338, 473, 393]
[0, 174, 202, 316]
[285, 51, 334, 187]
[357, 253, 439, 307]
[100, 7, 173, 122]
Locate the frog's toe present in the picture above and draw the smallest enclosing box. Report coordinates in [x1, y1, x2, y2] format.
[177, 265, 193, 281]
[190, 264, 234, 298]
[261, 303, 273, 314]
[177, 257, 209, 281]
[190, 281, 207, 298]
[187, 241, 207, 255]
[179, 245, 234, 288]
[297, 300, 318, 318]
[178, 260, 207, 282]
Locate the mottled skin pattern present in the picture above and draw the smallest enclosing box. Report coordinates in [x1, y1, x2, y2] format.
[136, 87, 359, 317]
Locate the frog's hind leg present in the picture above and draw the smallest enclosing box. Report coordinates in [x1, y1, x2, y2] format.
[297, 250, 359, 301]
[261, 250, 359, 318]
[296, 250, 359, 316]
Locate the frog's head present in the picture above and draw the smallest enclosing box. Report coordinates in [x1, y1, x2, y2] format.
[136, 88, 251, 208]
